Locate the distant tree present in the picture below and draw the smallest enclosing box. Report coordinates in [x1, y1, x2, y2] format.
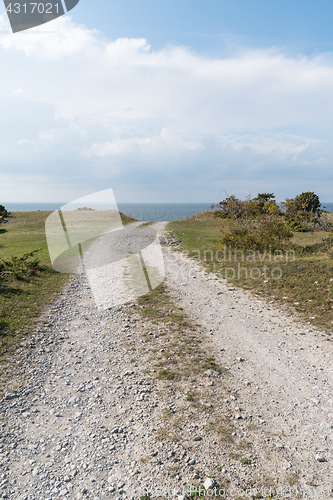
[253, 193, 275, 205]
[214, 193, 279, 219]
[0, 204, 8, 224]
[0, 205, 8, 218]
[280, 192, 322, 232]
[294, 192, 320, 214]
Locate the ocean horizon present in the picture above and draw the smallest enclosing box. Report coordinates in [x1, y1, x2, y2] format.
[2, 202, 214, 222]
[3, 201, 333, 222]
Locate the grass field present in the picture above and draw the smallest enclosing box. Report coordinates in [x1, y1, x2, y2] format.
[0, 210, 137, 363]
[167, 214, 333, 333]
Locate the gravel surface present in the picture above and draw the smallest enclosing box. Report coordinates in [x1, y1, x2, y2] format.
[1, 222, 332, 499]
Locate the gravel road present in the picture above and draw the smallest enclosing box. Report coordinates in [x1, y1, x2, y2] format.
[0, 222, 332, 500]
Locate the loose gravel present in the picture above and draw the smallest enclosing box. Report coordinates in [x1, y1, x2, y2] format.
[0, 222, 332, 500]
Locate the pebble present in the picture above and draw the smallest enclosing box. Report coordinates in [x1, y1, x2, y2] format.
[203, 478, 215, 489]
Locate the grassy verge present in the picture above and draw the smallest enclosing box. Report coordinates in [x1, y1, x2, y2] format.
[0, 210, 138, 362]
[167, 215, 333, 332]
[0, 211, 68, 362]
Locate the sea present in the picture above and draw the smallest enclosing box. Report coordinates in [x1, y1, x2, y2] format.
[3, 202, 333, 222]
[2, 202, 214, 222]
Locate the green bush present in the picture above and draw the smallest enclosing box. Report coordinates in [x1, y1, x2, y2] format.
[0, 204, 8, 219]
[214, 194, 280, 220]
[221, 216, 292, 251]
[295, 192, 320, 213]
[0, 249, 45, 284]
[285, 217, 308, 232]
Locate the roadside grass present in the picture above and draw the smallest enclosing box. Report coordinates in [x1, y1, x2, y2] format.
[0, 211, 69, 362]
[167, 216, 333, 332]
[0, 210, 138, 364]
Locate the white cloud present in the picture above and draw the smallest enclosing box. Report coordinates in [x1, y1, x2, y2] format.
[90, 128, 202, 157]
[11, 87, 26, 96]
[1, 14, 333, 201]
[0, 14, 97, 58]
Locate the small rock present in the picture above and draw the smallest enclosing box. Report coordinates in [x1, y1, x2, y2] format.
[188, 459, 195, 465]
[203, 478, 215, 490]
[315, 454, 326, 462]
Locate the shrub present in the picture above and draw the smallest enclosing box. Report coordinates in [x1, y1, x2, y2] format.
[285, 217, 308, 232]
[221, 216, 292, 252]
[213, 194, 280, 220]
[295, 192, 320, 213]
[0, 249, 45, 284]
[0, 205, 8, 218]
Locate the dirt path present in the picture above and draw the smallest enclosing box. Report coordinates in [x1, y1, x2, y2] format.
[0, 222, 332, 500]
[160, 222, 333, 489]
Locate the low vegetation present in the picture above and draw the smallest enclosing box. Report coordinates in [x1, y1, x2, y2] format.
[168, 192, 333, 332]
[0, 211, 69, 362]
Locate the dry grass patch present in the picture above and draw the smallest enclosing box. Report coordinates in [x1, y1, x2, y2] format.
[137, 283, 222, 380]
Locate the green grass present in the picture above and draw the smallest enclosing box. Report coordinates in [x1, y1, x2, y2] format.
[167, 215, 333, 332]
[139, 221, 155, 227]
[0, 210, 138, 365]
[0, 212, 69, 362]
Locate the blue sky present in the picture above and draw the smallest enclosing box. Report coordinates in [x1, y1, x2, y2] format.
[73, 0, 333, 56]
[1, 1, 333, 203]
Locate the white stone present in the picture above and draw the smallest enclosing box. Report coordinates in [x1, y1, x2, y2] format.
[203, 478, 215, 490]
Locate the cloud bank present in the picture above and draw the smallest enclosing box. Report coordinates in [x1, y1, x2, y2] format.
[1, 14, 333, 202]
